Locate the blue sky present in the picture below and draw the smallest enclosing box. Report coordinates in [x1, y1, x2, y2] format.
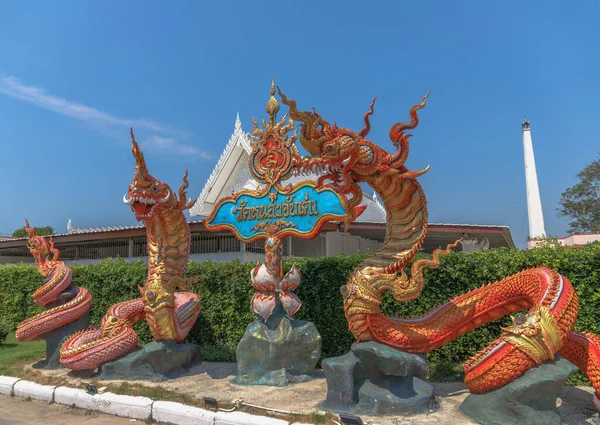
[1, 1, 599, 248]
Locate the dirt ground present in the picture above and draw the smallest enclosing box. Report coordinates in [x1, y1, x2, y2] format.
[25, 362, 600, 425]
[0, 394, 133, 425]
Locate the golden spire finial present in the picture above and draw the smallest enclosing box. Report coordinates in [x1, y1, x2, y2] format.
[266, 77, 279, 124]
[130, 128, 152, 187]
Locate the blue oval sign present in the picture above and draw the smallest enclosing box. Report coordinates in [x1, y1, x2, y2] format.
[204, 181, 350, 242]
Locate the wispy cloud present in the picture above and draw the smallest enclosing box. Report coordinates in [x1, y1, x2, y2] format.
[146, 135, 211, 158]
[0, 75, 209, 158]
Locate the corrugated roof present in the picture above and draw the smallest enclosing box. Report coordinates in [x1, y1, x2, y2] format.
[0, 221, 511, 243]
[0, 221, 206, 242]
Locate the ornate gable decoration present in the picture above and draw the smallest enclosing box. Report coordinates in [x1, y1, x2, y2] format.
[249, 79, 299, 187]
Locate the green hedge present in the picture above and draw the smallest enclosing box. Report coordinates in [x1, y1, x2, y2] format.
[0, 318, 10, 346]
[1, 243, 599, 382]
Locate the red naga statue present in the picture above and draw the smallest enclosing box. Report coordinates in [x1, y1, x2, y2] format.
[277, 87, 600, 395]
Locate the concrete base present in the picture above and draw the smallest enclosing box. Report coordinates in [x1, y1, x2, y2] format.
[233, 311, 321, 387]
[460, 355, 577, 425]
[95, 341, 201, 382]
[320, 341, 437, 416]
[32, 311, 90, 370]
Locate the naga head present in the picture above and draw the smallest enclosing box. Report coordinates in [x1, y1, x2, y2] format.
[123, 129, 195, 221]
[278, 88, 430, 195]
[101, 315, 131, 338]
[24, 219, 58, 276]
[278, 88, 362, 192]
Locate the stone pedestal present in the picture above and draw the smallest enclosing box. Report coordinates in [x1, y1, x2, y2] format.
[460, 355, 577, 425]
[95, 341, 201, 382]
[32, 286, 91, 370]
[39, 312, 90, 369]
[594, 393, 600, 424]
[233, 310, 321, 386]
[320, 341, 437, 416]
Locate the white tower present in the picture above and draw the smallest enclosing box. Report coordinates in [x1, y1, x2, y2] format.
[522, 120, 546, 248]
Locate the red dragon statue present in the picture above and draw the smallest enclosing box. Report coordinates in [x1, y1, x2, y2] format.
[277, 87, 600, 395]
[59, 130, 201, 370]
[15, 221, 93, 343]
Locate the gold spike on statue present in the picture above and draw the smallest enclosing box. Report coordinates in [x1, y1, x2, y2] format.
[266, 77, 280, 125]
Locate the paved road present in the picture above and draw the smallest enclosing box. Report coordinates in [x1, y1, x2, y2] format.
[0, 394, 134, 425]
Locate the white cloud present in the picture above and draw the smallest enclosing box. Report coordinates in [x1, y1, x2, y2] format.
[0, 75, 210, 158]
[146, 135, 211, 158]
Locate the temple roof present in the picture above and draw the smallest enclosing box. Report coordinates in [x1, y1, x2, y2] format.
[66, 218, 143, 234]
[188, 113, 253, 217]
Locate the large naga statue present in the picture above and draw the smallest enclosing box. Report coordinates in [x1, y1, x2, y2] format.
[60, 130, 201, 370]
[277, 88, 600, 395]
[15, 222, 93, 353]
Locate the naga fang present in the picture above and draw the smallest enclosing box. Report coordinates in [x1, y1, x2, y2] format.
[278, 87, 600, 395]
[60, 129, 201, 371]
[15, 221, 92, 343]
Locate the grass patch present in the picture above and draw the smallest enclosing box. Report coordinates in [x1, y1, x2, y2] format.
[0, 332, 45, 376]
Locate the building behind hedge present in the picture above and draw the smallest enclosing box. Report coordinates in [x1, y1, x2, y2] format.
[0, 115, 516, 266]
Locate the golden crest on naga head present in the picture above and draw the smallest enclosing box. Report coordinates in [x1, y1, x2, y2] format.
[501, 305, 564, 364]
[249, 78, 299, 187]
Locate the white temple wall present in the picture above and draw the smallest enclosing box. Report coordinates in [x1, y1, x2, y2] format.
[0, 233, 383, 267]
[325, 232, 382, 256]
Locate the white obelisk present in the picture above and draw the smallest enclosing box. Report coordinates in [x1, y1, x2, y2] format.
[522, 120, 546, 248]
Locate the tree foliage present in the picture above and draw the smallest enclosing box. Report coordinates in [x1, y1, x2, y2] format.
[558, 156, 600, 233]
[11, 226, 54, 238]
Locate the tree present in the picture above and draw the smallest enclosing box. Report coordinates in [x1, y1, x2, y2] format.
[558, 156, 600, 234]
[12, 226, 54, 238]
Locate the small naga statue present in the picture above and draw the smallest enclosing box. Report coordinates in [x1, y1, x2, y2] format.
[60, 130, 201, 370]
[15, 221, 92, 345]
[277, 88, 600, 395]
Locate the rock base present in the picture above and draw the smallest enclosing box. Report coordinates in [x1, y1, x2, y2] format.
[95, 341, 201, 382]
[33, 312, 90, 370]
[594, 394, 600, 424]
[320, 342, 437, 416]
[460, 355, 578, 425]
[233, 313, 321, 386]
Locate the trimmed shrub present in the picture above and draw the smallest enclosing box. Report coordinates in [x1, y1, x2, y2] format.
[0, 318, 10, 346]
[0, 243, 598, 383]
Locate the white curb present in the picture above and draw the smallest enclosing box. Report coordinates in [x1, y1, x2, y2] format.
[97, 392, 153, 420]
[152, 400, 215, 425]
[0, 376, 20, 396]
[13, 380, 55, 403]
[214, 410, 290, 425]
[0, 376, 314, 424]
[54, 386, 102, 411]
